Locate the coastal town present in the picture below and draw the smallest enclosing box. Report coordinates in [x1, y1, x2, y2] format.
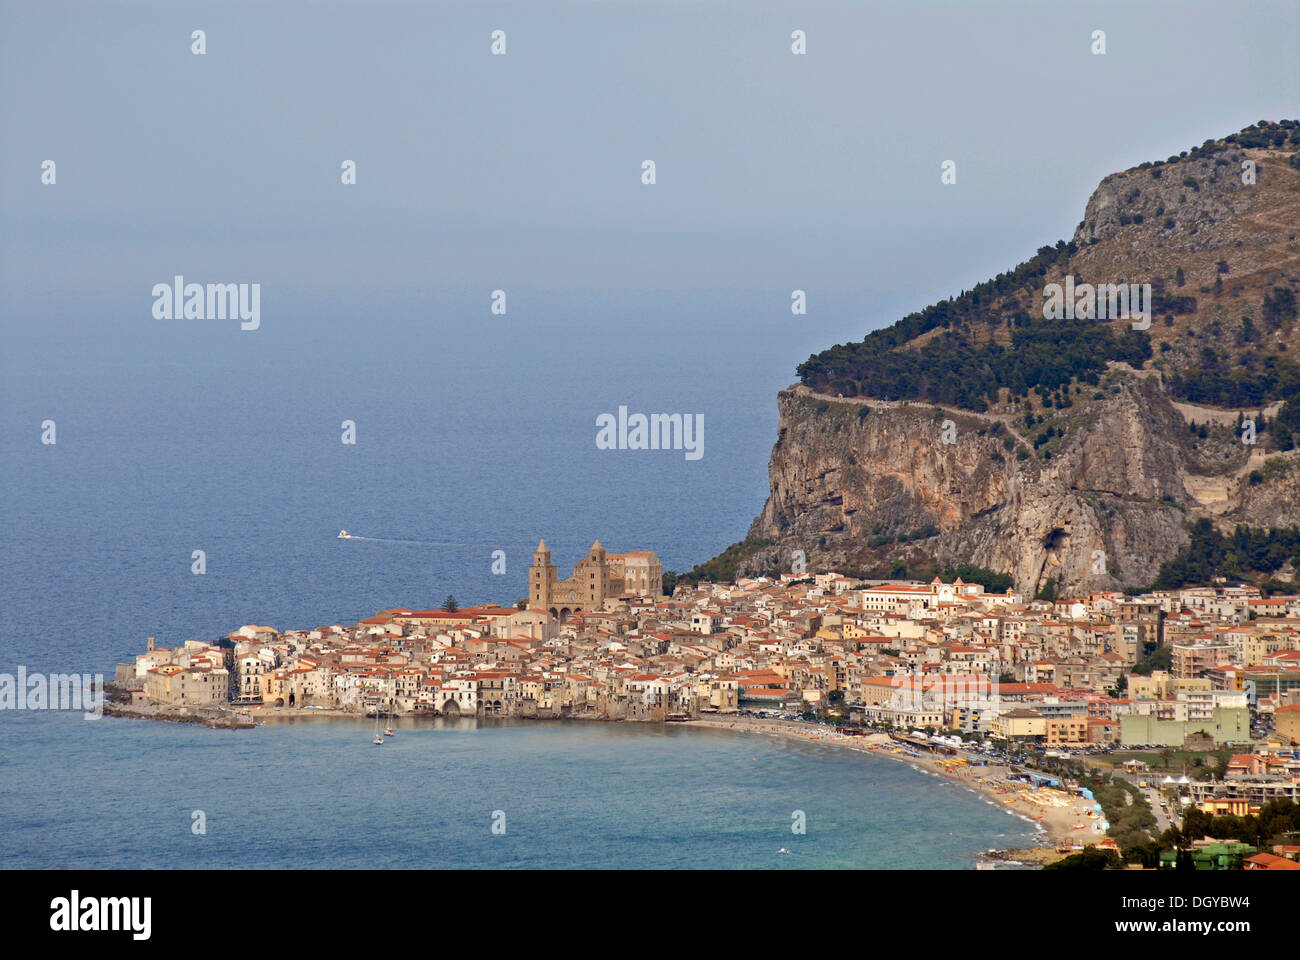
[111, 538, 1300, 869]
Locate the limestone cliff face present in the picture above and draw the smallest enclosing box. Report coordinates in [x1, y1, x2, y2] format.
[740, 379, 1243, 596]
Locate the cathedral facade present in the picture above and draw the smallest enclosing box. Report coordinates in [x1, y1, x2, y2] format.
[529, 539, 664, 620]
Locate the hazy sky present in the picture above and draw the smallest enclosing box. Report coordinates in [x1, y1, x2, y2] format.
[4, 1, 1297, 307]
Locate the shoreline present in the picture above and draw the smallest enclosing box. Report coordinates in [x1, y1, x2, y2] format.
[103, 700, 256, 729]
[684, 716, 1099, 862]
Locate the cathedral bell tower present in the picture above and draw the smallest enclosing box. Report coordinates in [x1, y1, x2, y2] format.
[531, 539, 556, 609]
[586, 539, 608, 607]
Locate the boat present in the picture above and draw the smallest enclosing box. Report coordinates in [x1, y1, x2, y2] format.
[777, 847, 790, 854]
[338, 529, 352, 539]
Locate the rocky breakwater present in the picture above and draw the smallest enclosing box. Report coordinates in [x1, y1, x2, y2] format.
[103, 683, 256, 729]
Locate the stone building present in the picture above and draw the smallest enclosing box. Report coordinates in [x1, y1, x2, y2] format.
[529, 539, 663, 620]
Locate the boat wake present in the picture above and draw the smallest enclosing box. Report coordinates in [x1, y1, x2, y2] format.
[337, 530, 463, 547]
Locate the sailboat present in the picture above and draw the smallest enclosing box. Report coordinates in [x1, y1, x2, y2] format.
[383, 679, 396, 738]
[372, 692, 384, 744]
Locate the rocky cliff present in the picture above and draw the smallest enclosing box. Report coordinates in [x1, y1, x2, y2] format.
[711, 121, 1300, 596]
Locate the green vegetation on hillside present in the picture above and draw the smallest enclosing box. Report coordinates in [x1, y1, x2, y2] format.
[938, 562, 1013, 593]
[1140, 119, 1300, 170]
[1167, 348, 1300, 407]
[1166, 337, 1300, 451]
[678, 538, 773, 586]
[795, 121, 1299, 415]
[797, 282, 1152, 410]
[1221, 119, 1300, 150]
[1151, 519, 1300, 588]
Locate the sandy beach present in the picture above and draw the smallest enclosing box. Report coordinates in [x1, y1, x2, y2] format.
[686, 716, 1103, 859]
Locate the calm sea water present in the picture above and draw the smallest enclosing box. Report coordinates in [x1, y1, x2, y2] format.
[0, 293, 1039, 867]
[0, 714, 1037, 869]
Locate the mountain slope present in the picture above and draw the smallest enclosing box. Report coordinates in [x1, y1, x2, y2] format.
[707, 121, 1300, 596]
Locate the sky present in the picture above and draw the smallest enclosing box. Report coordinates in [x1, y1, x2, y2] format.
[3, 0, 1296, 345]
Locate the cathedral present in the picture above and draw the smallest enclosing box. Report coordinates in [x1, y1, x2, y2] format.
[529, 539, 664, 620]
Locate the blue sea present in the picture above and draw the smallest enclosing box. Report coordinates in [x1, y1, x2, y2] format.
[0, 713, 1038, 869]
